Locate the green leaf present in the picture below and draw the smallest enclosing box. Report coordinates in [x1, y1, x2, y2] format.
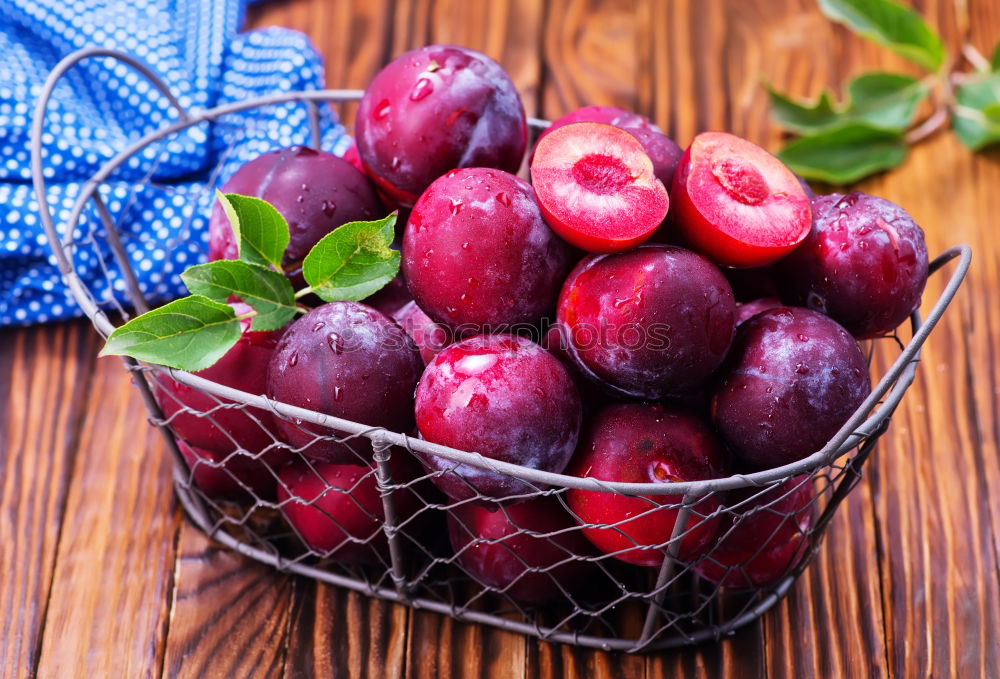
[817, 0, 945, 72]
[216, 191, 290, 271]
[844, 72, 926, 130]
[952, 73, 1000, 150]
[99, 295, 242, 372]
[777, 123, 907, 184]
[302, 214, 400, 302]
[766, 87, 838, 134]
[991, 42, 1000, 72]
[181, 260, 297, 332]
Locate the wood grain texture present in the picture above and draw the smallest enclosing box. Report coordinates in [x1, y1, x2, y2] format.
[32, 355, 181, 679]
[0, 323, 98, 679]
[6, 1, 1000, 677]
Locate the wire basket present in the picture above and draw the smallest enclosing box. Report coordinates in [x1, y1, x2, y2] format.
[31, 49, 971, 653]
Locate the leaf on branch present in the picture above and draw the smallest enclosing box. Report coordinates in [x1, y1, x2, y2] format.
[302, 213, 401, 302]
[181, 260, 297, 332]
[777, 122, 907, 185]
[817, 0, 945, 72]
[216, 191, 290, 271]
[952, 73, 1000, 150]
[99, 295, 242, 372]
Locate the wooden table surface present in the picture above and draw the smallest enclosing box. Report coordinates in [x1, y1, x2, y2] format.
[3, 0, 1000, 677]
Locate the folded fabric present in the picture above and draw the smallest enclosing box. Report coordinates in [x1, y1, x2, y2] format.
[1, 0, 349, 326]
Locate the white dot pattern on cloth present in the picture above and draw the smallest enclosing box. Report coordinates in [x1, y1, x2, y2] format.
[1, 0, 351, 326]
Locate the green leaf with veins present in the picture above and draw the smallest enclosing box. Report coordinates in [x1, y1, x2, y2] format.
[99, 295, 242, 372]
[778, 122, 907, 185]
[766, 87, 839, 134]
[216, 191, 290, 271]
[817, 0, 945, 72]
[844, 72, 926, 130]
[181, 260, 297, 332]
[768, 73, 925, 135]
[302, 213, 400, 302]
[952, 73, 1000, 150]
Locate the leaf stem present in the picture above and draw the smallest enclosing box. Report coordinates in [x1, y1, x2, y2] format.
[905, 106, 950, 144]
[294, 286, 314, 299]
[961, 43, 991, 72]
[295, 304, 312, 315]
[235, 310, 258, 322]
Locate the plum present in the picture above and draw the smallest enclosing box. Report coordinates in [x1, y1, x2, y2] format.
[208, 146, 385, 275]
[536, 106, 655, 148]
[402, 168, 574, 331]
[735, 297, 784, 326]
[177, 440, 285, 502]
[392, 301, 451, 364]
[624, 126, 683, 189]
[531, 122, 669, 252]
[723, 266, 779, 302]
[266, 302, 423, 463]
[154, 302, 285, 457]
[566, 404, 728, 567]
[695, 475, 815, 588]
[278, 453, 424, 563]
[557, 244, 736, 399]
[364, 274, 413, 317]
[355, 45, 527, 207]
[414, 334, 581, 502]
[775, 192, 929, 339]
[670, 132, 812, 267]
[447, 496, 600, 604]
[710, 307, 872, 469]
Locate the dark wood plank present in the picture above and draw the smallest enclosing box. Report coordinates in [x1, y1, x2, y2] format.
[0, 322, 98, 678]
[33, 354, 181, 678]
[161, 523, 294, 679]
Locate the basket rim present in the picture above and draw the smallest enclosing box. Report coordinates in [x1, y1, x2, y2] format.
[30, 47, 973, 497]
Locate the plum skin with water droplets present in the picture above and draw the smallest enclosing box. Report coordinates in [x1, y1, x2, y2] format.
[775, 191, 929, 339]
[355, 45, 528, 207]
[566, 404, 728, 567]
[208, 146, 385, 272]
[710, 307, 872, 470]
[556, 244, 736, 399]
[266, 302, 423, 463]
[402, 168, 574, 331]
[177, 440, 285, 502]
[414, 334, 582, 503]
[447, 495, 601, 604]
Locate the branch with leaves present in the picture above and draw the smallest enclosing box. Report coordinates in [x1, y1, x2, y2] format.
[99, 191, 400, 372]
[768, 0, 1000, 185]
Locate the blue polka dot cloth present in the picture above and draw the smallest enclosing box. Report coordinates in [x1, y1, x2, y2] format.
[1, 0, 350, 326]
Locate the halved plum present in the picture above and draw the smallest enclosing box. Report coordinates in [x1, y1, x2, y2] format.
[530, 122, 669, 253]
[670, 132, 811, 267]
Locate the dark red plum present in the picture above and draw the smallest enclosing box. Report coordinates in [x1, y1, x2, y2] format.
[177, 440, 285, 502]
[278, 454, 424, 562]
[775, 192, 929, 339]
[531, 123, 670, 253]
[531, 106, 655, 160]
[695, 475, 815, 588]
[735, 297, 784, 326]
[208, 146, 385, 272]
[392, 301, 451, 364]
[556, 245, 736, 399]
[723, 266, 779, 302]
[710, 307, 872, 469]
[566, 404, 728, 567]
[447, 496, 600, 604]
[155, 302, 285, 457]
[266, 302, 423, 463]
[402, 168, 573, 330]
[364, 274, 412, 317]
[625, 126, 683, 189]
[414, 334, 581, 502]
[355, 46, 527, 207]
[342, 139, 366, 173]
[670, 132, 812, 267]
